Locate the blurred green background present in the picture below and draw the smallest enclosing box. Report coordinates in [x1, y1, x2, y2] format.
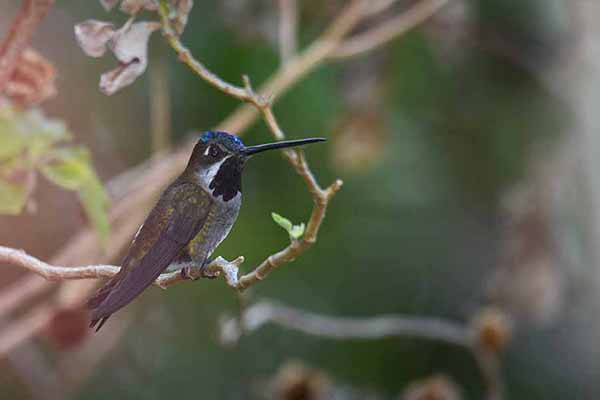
[1, 0, 598, 399]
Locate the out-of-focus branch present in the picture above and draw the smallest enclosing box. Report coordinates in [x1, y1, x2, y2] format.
[220, 301, 470, 345]
[220, 300, 504, 400]
[332, 0, 448, 59]
[368, 0, 401, 17]
[149, 55, 171, 153]
[0, 0, 54, 92]
[278, 0, 298, 64]
[0, 303, 52, 356]
[6, 342, 64, 400]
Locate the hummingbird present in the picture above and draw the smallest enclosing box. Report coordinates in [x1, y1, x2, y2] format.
[88, 131, 325, 331]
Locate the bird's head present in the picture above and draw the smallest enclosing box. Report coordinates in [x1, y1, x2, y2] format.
[187, 131, 325, 201]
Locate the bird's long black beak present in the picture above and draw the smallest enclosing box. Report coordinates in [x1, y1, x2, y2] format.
[243, 137, 326, 156]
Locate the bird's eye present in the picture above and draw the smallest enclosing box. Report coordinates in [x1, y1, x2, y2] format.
[208, 145, 220, 158]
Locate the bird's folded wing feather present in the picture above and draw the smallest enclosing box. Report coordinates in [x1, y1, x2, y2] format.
[90, 183, 212, 320]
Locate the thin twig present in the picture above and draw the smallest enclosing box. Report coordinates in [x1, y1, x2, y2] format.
[0, 0, 54, 92]
[219, 300, 503, 400]
[332, 0, 448, 59]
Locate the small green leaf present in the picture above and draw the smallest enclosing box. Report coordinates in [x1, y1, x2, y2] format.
[272, 212, 293, 232]
[0, 107, 71, 164]
[0, 180, 27, 215]
[41, 147, 110, 246]
[0, 105, 108, 242]
[40, 147, 92, 190]
[0, 157, 27, 179]
[271, 212, 305, 240]
[23, 110, 71, 161]
[0, 117, 25, 161]
[79, 177, 110, 246]
[289, 223, 305, 240]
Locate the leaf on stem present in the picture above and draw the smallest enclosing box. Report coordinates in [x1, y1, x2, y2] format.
[272, 212, 305, 240]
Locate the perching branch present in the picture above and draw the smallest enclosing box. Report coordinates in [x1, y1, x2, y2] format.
[219, 300, 504, 400]
[0, 245, 244, 290]
[0, 0, 54, 92]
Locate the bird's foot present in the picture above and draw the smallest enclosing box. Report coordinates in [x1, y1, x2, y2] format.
[180, 267, 200, 281]
[200, 259, 220, 279]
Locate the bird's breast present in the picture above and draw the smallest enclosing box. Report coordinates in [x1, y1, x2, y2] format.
[188, 192, 241, 261]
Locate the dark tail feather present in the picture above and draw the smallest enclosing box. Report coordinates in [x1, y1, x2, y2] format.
[87, 273, 123, 332]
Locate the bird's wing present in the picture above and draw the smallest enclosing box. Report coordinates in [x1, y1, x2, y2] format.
[89, 183, 212, 323]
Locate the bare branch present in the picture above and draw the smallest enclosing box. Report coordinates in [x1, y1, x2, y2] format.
[0, 245, 244, 290]
[220, 300, 470, 345]
[220, 300, 504, 400]
[332, 0, 449, 59]
[0, 0, 54, 92]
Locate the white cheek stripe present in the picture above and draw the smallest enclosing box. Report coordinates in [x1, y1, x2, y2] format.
[196, 155, 231, 188]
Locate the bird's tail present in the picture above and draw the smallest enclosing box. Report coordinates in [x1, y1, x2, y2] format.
[87, 271, 123, 332]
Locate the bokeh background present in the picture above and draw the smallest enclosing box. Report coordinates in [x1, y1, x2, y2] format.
[1, 0, 598, 399]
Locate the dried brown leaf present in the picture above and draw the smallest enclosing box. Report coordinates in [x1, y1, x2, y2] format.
[99, 21, 160, 95]
[4, 49, 56, 107]
[74, 20, 116, 58]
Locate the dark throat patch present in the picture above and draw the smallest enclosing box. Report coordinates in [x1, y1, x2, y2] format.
[209, 156, 243, 201]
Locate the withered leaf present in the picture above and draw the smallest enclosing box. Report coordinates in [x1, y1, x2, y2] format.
[74, 20, 116, 58]
[99, 21, 160, 95]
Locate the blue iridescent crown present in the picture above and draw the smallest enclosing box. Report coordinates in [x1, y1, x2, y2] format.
[200, 131, 245, 151]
